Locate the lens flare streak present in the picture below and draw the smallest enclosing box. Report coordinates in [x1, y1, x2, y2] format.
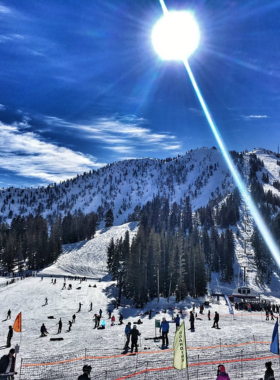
[183, 59, 280, 267]
[157, 0, 280, 266]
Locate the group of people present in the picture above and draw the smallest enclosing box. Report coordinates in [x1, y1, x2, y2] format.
[216, 361, 275, 380]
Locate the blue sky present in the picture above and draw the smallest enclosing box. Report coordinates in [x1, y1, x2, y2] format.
[0, 0, 280, 187]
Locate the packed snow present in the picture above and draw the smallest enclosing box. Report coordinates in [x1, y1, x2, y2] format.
[0, 222, 280, 379]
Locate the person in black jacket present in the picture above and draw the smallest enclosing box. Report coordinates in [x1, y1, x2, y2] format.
[212, 312, 219, 329]
[189, 311, 195, 330]
[0, 348, 16, 377]
[6, 326, 13, 348]
[263, 361, 275, 380]
[130, 325, 141, 353]
[77, 364, 92, 379]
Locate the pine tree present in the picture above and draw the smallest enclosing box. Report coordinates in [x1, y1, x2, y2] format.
[105, 209, 114, 228]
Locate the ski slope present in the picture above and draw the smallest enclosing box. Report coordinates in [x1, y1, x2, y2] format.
[0, 223, 279, 379]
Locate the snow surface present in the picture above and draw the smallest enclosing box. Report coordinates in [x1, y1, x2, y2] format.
[0, 223, 280, 379]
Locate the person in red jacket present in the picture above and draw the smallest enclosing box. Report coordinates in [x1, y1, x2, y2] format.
[216, 365, 230, 380]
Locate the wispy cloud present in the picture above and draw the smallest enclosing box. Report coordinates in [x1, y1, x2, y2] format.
[0, 4, 11, 14]
[44, 115, 182, 154]
[0, 104, 6, 111]
[0, 122, 104, 184]
[244, 115, 268, 119]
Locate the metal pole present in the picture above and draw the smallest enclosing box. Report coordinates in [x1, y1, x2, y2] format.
[158, 267, 160, 302]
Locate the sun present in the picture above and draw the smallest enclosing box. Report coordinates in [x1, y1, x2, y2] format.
[152, 11, 200, 61]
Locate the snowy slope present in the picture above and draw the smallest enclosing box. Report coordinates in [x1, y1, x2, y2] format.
[40, 222, 138, 279]
[0, 224, 279, 379]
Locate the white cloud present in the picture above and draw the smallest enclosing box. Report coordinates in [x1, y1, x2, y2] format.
[245, 115, 268, 119]
[44, 115, 182, 154]
[0, 104, 6, 111]
[0, 4, 11, 14]
[0, 123, 104, 183]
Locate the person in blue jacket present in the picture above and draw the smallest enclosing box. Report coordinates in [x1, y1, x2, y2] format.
[124, 322, 131, 350]
[174, 314, 180, 331]
[160, 317, 169, 347]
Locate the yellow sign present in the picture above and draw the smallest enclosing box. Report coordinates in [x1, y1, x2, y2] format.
[173, 322, 187, 370]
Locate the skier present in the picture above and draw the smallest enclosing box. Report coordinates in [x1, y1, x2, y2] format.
[77, 364, 92, 379]
[124, 322, 131, 350]
[45, 297, 48, 305]
[93, 314, 97, 328]
[7, 309, 11, 320]
[89, 302, 93, 312]
[68, 320, 72, 332]
[119, 313, 124, 325]
[130, 325, 141, 353]
[99, 309, 102, 318]
[149, 309, 152, 319]
[266, 310, 269, 321]
[208, 310, 211, 320]
[108, 309, 112, 319]
[0, 348, 16, 378]
[97, 314, 100, 327]
[6, 326, 13, 347]
[62, 282, 66, 290]
[189, 311, 195, 331]
[111, 315, 115, 326]
[40, 323, 48, 337]
[57, 318, 62, 334]
[216, 365, 230, 380]
[78, 302, 82, 312]
[72, 314, 76, 323]
[159, 317, 170, 348]
[212, 311, 219, 329]
[174, 314, 180, 331]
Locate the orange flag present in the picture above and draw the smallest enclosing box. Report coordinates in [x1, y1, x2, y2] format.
[13, 312, 21, 333]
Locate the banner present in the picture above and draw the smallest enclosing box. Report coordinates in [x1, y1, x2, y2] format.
[173, 322, 187, 370]
[224, 295, 234, 315]
[13, 312, 22, 333]
[270, 318, 279, 355]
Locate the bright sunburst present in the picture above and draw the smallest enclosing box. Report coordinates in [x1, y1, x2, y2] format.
[152, 11, 200, 61]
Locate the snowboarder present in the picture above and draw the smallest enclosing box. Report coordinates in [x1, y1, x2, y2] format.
[174, 314, 180, 331]
[57, 318, 62, 334]
[6, 326, 13, 347]
[130, 325, 141, 353]
[0, 348, 16, 377]
[78, 364, 92, 379]
[212, 311, 219, 329]
[216, 365, 230, 380]
[124, 322, 131, 350]
[189, 311, 195, 331]
[68, 320, 72, 332]
[159, 317, 170, 347]
[72, 314, 76, 323]
[40, 323, 48, 337]
[111, 315, 115, 326]
[208, 310, 211, 320]
[7, 309, 11, 320]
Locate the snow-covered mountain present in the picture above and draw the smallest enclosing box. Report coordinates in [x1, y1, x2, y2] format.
[1, 147, 279, 227]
